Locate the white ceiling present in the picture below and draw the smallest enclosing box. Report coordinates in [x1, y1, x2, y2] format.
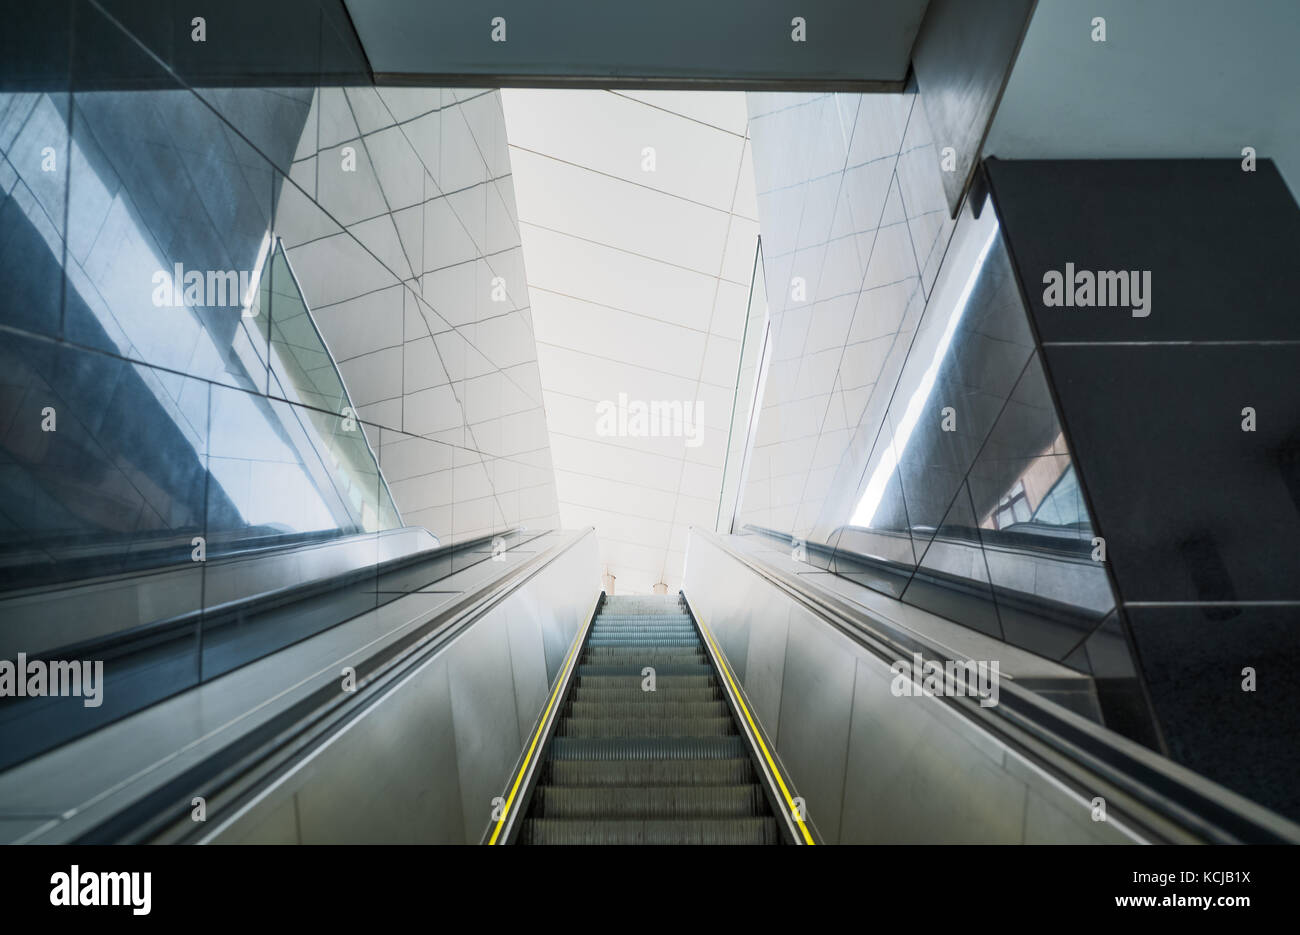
[501, 89, 759, 594]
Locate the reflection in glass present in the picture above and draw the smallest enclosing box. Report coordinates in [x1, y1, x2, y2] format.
[902, 480, 1002, 640]
[0, 35, 552, 774]
[962, 349, 1116, 661]
[736, 185, 1122, 669]
[984, 454, 1087, 533]
[834, 429, 916, 597]
[849, 218, 1001, 531]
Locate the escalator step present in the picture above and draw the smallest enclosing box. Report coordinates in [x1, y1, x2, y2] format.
[530, 785, 767, 819]
[591, 628, 694, 634]
[575, 675, 716, 692]
[582, 647, 705, 661]
[558, 716, 736, 738]
[548, 736, 748, 761]
[593, 623, 694, 630]
[595, 614, 692, 620]
[588, 635, 698, 642]
[590, 623, 696, 629]
[565, 700, 729, 720]
[587, 631, 698, 640]
[519, 818, 780, 845]
[584, 641, 703, 651]
[591, 622, 695, 630]
[539, 757, 756, 787]
[587, 641, 698, 649]
[590, 623, 697, 630]
[577, 664, 713, 677]
[571, 687, 722, 705]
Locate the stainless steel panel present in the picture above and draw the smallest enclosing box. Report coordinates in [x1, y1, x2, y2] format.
[1022, 786, 1131, 845]
[525, 533, 598, 685]
[718, 611, 751, 683]
[447, 610, 523, 843]
[839, 655, 1027, 843]
[739, 605, 788, 748]
[1000, 746, 1126, 842]
[774, 603, 857, 843]
[504, 593, 551, 741]
[200, 530, 597, 846]
[214, 792, 300, 845]
[684, 530, 1150, 844]
[293, 657, 465, 844]
[0, 819, 55, 844]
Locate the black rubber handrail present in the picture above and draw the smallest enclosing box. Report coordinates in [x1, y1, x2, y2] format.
[77, 528, 596, 844]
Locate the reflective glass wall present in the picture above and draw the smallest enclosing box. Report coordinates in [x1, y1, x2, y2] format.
[0, 74, 394, 588]
[738, 91, 1148, 736]
[271, 84, 560, 542]
[0, 1, 560, 767]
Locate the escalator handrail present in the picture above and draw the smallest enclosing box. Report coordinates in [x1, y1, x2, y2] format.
[72, 527, 596, 844]
[39, 527, 539, 664]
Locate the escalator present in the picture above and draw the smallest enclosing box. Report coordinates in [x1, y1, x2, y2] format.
[17, 524, 1294, 845]
[518, 594, 782, 844]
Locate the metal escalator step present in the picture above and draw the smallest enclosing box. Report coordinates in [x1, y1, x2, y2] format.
[593, 622, 693, 628]
[590, 625, 698, 632]
[596, 614, 689, 622]
[587, 639, 698, 648]
[593, 621, 693, 628]
[585, 641, 702, 650]
[571, 686, 722, 705]
[585, 640, 701, 650]
[582, 647, 705, 661]
[589, 631, 696, 639]
[595, 613, 692, 619]
[593, 615, 692, 621]
[530, 785, 767, 819]
[558, 716, 736, 738]
[596, 622, 690, 630]
[588, 628, 698, 636]
[575, 675, 716, 692]
[548, 736, 748, 761]
[565, 700, 728, 719]
[539, 757, 756, 787]
[591, 626, 695, 632]
[588, 635, 698, 643]
[519, 818, 780, 845]
[577, 663, 713, 677]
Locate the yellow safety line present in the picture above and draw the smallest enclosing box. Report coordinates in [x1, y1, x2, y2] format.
[696, 615, 816, 845]
[487, 596, 598, 845]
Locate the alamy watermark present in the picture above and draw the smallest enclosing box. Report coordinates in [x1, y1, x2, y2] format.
[151, 262, 256, 310]
[1042, 264, 1151, 318]
[0, 654, 104, 707]
[50, 866, 150, 916]
[595, 393, 703, 448]
[890, 652, 1000, 708]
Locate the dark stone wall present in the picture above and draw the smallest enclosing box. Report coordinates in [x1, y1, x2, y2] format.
[986, 156, 1300, 819]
